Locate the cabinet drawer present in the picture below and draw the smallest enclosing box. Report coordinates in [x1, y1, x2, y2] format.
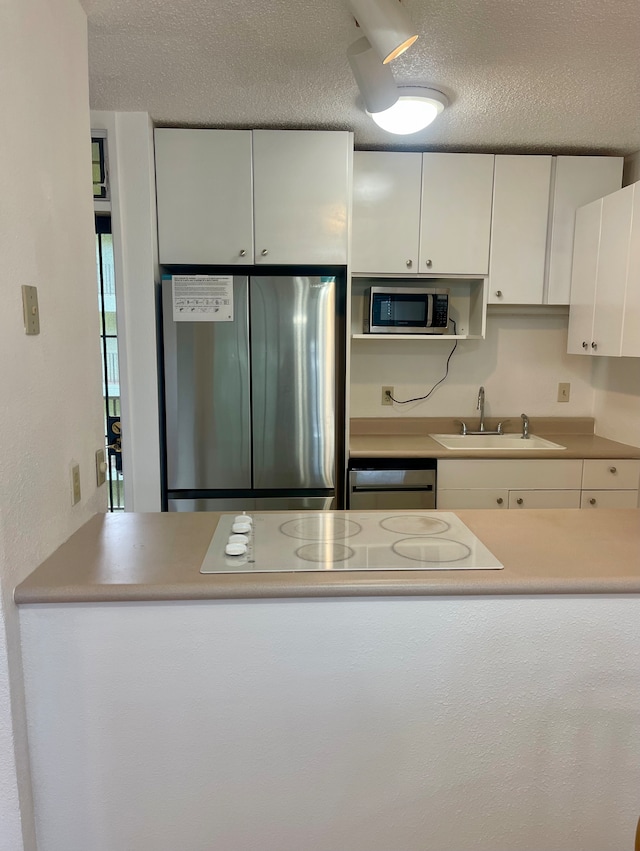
[509, 490, 581, 509]
[438, 460, 583, 490]
[437, 489, 508, 509]
[581, 459, 640, 490]
[581, 490, 639, 509]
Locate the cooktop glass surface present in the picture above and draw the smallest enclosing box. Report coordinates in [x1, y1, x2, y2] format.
[200, 512, 503, 573]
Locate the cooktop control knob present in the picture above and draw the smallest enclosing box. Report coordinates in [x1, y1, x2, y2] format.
[225, 542, 247, 556]
[232, 521, 251, 534]
[228, 534, 249, 544]
[234, 515, 253, 525]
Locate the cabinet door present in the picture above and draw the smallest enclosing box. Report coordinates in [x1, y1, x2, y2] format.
[621, 183, 640, 357]
[351, 152, 422, 274]
[567, 199, 601, 355]
[419, 154, 495, 275]
[252, 130, 350, 265]
[155, 129, 253, 265]
[509, 490, 581, 509]
[591, 185, 634, 356]
[581, 491, 639, 509]
[488, 156, 552, 305]
[437, 489, 508, 509]
[547, 156, 623, 305]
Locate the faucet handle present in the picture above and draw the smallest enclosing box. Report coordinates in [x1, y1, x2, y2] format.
[496, 419, 511, 435]
[454, 419, 468, 435]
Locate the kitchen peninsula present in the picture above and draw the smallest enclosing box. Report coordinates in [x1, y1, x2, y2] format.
[15, 508, 640, 851]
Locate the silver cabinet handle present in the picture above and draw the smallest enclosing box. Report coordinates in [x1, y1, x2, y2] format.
[239, 249, 246, 257]
[496, 497, 503, 505]
[495, 290, 503, 298]
[425, 259, 432, 268]
[582, 341, 588, 349]
[406, 259, 413, 268]
[516, 498, 524, 505]
[591, 341, 597, 350]
[589, 498, 597, 505]
[609, 466, 617, 474]
[261, 249, 268, 256]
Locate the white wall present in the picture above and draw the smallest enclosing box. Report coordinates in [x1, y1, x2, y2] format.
[90, 112, 161, 511]
[20, 597, 640, 851]
[0, 1, 105, 848]
[592, 358, 640, 447]
[350, 311, 595, 420]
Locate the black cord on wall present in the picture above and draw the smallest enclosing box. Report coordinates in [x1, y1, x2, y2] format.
[387, 318, 458, 405]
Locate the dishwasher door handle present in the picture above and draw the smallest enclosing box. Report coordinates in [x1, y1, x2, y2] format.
[348, 470, 436, 490]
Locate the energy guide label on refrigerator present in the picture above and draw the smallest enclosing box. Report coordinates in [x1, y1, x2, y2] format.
[172, 275, 233, 322]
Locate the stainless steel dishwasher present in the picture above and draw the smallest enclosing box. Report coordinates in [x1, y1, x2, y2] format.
[348, 459, 437, 509]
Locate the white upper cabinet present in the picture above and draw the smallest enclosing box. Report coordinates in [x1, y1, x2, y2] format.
[591, 184, 634, 355]
[567, 199, 601, 355]
[488, 156, 552, 304]
[621, 184, 640, 357]
[252, 130, 350, 266]
[419, 153, 495, 275]
[567, 183, 638, 357]
[351, 151, 422, 274]
[547, 156, 623, 304]
[155, 129, 254, 266]
[155, 129, 351, 266]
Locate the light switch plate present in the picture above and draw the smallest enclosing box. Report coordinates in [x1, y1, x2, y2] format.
[71, 463, 81, 505]
[21, 285, 40, 335]
[95, 448, 107, 487]
[557, 382, 570, 402]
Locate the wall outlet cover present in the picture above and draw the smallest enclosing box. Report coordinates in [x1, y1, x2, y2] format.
[381, 386, 394, 406]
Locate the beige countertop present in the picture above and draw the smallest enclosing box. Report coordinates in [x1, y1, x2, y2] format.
[14, 509, 640, 603]
[349, 417, 640, 459]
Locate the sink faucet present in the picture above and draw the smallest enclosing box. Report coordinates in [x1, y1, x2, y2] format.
[521, 413, 530, 439]
[477, 386, 486, 433]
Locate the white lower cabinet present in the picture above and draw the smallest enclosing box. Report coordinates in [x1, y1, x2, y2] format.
[437, 459, 640, 510]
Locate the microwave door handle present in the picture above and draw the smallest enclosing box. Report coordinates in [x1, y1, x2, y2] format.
[427, 295, 433, 328]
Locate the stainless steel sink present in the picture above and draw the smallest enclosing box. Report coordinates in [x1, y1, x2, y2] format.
[429, 433, 566, 450]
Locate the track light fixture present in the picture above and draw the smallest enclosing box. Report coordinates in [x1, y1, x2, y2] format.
[347, 37, 399, 114]
[347, 0, 419, 64]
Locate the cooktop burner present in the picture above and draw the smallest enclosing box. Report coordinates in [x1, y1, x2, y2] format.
[200, 512, 503, 573]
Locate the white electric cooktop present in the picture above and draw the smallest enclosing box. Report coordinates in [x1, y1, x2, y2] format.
[200, 512, 503, 573]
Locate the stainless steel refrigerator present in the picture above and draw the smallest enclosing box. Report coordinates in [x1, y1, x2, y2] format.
[160, 272, 346, 511]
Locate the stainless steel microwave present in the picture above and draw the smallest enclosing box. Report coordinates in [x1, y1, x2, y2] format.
[364, 287, 450, 334]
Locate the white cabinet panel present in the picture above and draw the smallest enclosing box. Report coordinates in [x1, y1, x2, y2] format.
[508, 490, 581, 509]
[252, 130, 350, 265]
[581, 491, 639, 509]
[155, 129, 254, 265]
[567, 199, 601, 355]
[582, 459, 640, 491]
[351, 152, 422, 274]
[547, 156, 623, 304]
[438, 459, 583, 490]
[437, 489, 508, 509]
[591, 184, 634, 356]
[621, 183, 640, 357]
[419, 154, 495, 275]
[488, 156, 552, 305]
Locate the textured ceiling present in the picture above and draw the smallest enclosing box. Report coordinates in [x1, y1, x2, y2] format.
[80, 0, 640, 154]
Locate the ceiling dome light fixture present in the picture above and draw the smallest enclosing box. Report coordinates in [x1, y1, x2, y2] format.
[368, 87, 448, 135]
[347, 0, 419, 64]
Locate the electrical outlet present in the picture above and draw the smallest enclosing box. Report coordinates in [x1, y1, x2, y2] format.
[71, 463, 81, 505]
[381, 386, 394, 406]
[557, 382, 570, 402]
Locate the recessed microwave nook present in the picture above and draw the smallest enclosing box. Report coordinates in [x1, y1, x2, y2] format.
[350, 277, 487, 340]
